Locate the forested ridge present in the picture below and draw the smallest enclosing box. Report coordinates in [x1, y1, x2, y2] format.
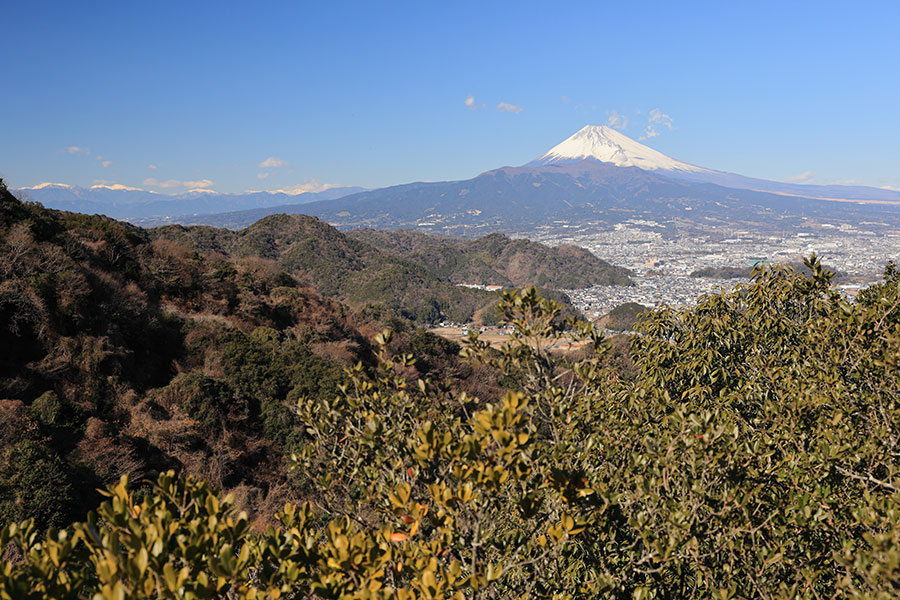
[2, 177, 900, 598]
[346, 228, 632, 289]
[149, 216, 629, 324]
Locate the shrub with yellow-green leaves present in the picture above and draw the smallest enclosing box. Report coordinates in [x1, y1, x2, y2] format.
[3, 256, 900, 598]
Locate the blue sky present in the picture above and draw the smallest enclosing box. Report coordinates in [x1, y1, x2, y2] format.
[2, 0, 899, 194]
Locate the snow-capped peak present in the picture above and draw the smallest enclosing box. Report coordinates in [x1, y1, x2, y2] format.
[21, 182, 75, 190]
[533, 125, 708, 172]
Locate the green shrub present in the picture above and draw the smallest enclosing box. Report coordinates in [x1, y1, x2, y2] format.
[0, 440, 75, 530]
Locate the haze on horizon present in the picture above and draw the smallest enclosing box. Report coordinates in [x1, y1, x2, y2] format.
[2, 0, 899, 196]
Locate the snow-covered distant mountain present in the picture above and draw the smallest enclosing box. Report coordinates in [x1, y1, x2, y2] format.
[532, 125, 900, 203]
[12, 184, 367, 222]
[531, 125, 709, 173]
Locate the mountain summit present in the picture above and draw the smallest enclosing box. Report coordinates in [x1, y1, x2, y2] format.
[531, 125, 708, 173]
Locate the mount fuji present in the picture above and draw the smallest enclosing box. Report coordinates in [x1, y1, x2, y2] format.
[531, 126, 900, 203]
[530, 125, 709, 173]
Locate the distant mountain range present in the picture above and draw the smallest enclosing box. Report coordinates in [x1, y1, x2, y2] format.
[13, 183, 366, 222]
[16, 126, 900, 234]
[142, 126, 900, 234]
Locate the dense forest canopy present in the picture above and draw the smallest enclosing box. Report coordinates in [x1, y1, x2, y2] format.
[2, 177, 900, 598]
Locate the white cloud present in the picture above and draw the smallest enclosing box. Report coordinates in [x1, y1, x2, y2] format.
[258, 157, 286, 168]
[649, 108, 672, 126]
[269, 179, 338, 195]
[101, 160, 112, 168]
[497, 102, 523, 114]
[90, 183, 144, 191]
[147, 164, 158, 170]
[787, 171, 815, 182]
[257, 172, 270, 180]
[143, 178, 214, 190]
[183, 179, 214, 189]
[641, 108, 675, 140]
[65, 146, 90, 155]
[606, 110, 628, 130]
[464, 95, 476, 109]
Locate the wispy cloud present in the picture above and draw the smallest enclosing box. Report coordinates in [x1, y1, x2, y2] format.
[641, 108, 675, 140]
[269, 179, 338, 195]
[497, 102, 523, 114]
[606, 110, 628, 130]
[463, 95, 487, 110]
[787, 171, 815, 182]
[147, 164, 158, 170]
[143, 178, 214, 190]
[258, 156, 286, 169]
[257, 172, 270, 180]
[143, 178, 182, 189]
[184, 179, 214, 189]
[65, 146, 90, 155]
[100, 160, 112, 168]
[90, 182, 144, 191]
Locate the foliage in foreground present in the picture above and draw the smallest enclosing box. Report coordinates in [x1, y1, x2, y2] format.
[2, 257, 900, 598]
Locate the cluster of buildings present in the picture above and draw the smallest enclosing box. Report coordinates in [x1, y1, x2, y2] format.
[524, 218, 900, 318]
[565, 277, 743, 320]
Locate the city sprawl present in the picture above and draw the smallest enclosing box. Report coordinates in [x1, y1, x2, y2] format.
[523, 218, 900, 318]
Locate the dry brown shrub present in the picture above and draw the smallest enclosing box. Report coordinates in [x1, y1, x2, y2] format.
[234, 256, 282, 283]
[0, 223, 36, 278]
[309, 340, 359, 366]
[73, 417, 144, 484]
[126, 397, 199, 454]
[0, 279, 49, 340]
[0, 399, 33, 447]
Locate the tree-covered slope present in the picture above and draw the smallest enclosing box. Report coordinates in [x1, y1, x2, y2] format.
[152, 214, 631, 323]
[152, 214, 496, 323]
[348, 228, 633, 288]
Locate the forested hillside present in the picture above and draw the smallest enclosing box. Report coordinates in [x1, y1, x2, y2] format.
[347, 229, 633, 288]
[151, 215, 630, 324]
[150, 216, 496, 323]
